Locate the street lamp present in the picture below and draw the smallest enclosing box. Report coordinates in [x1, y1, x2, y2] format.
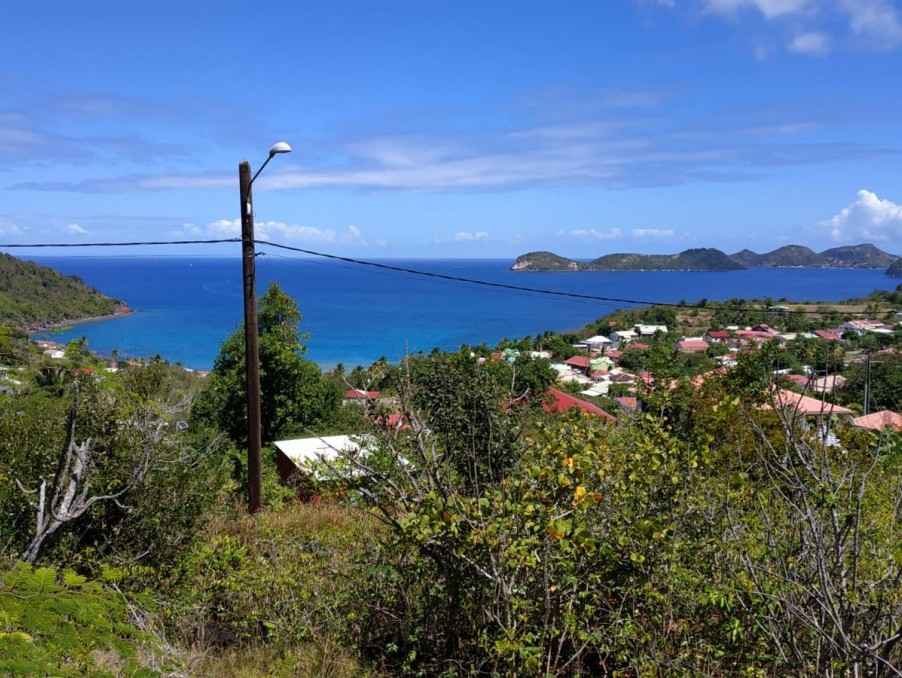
[239, 141, 292, 513]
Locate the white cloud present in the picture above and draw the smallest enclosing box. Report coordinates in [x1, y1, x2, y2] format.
[632, 228, 674, 238]
[789, 31, 830, 54]
[704, 0, 814, 19]
[817, 189, 902, 241]
[65, 223, 88, 235]
[699, 0, 902, 52]
[839, 0, 902, 49]
[202, 218, 367, 245]
[0, 218, 24, 236]
[453, 231, 489, 241]
[569, 228, 622, 240]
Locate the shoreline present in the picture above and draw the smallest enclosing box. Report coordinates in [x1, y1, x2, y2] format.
[27, 303, 134, 336]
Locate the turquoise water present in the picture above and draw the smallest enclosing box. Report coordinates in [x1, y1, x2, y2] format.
[29, 256, 898, 370]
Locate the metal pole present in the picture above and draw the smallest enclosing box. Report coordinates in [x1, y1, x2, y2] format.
[240, 159, 263, 513]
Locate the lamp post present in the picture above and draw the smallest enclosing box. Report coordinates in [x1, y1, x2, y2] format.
[239, 141, 292, 513]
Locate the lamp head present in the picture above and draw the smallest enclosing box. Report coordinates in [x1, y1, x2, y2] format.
[268, 141, 292, 157]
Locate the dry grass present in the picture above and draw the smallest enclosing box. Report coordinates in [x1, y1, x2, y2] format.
[187, 640, 375, 678]
[202, 499, 369, 543]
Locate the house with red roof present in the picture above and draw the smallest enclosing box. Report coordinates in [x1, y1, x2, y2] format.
[544, 388, 617, 423]
[734, 330, 775, 344]
[761, 389, 853, 420]
[343, 389, 380, 405]
[705, 330, 731, 343]
[852, 410, 902, 433]
[564, 355, 591, 370]
[614, 396, 638, 411]
[814, 329, 841, 341]
[675, 339, 709, 353]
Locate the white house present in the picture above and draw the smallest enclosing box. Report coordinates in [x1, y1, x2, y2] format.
[580, 335, 612, 349]
[634, 324, 668, 336]
[609, 329, 638, 345]
[274, 435, 366, 484]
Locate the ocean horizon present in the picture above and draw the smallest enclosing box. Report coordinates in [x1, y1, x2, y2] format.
[28, 255, 899, 371]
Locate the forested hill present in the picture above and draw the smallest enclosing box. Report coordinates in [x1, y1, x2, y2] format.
[729, 243, 899, 269]
[587, 248, 744, 271]
[0, 253, 126, 329]
[511, 248, 744, 271]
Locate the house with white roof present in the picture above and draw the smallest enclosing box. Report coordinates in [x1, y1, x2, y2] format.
[274, 435, 368, 485]
[609, 329, 638, 345]
[580, 335, 612, 349]
[634, 324, 668, 337]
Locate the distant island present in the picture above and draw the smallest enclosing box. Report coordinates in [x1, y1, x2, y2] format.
[513, 248, 746, 272]
[512, 243, 901, 273]
[0, 253, 129, 331]
[729, 243, 898, 269]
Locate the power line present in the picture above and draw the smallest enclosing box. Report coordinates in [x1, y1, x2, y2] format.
[1, 237, 889, 316]
[257, 240, 876, 316]
[0, 238, 239, 248]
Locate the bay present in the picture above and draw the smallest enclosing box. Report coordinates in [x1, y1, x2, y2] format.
[29, 256, 898, 370]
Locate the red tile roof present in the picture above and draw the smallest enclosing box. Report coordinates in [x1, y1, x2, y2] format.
[675, 339, 708, 353]
[344, 389, 380, 400]
[544, 388, 617, 423]
[615, 396, 638, 411]
[565, 355, 591, 368]
[852, 410, 902, 432]
[762, 389, 853, 416]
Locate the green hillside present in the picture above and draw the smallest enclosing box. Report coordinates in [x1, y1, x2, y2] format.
[729, 242, 899, 268]
[820, 243, 899, 268]
[887, 259, 902, 278]
[586, 247, 744, 271]
[0, 253, 125, 329]
[510, 251, 580, 271]
[755, 245, 822, 267]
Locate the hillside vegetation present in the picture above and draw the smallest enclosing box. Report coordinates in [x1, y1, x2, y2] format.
[729, 242, 899, 269]
[510, 250, 579, 271]
[511, 242, 900, 272]
[2, 282, 902, 675]
[587, 247, 743, 271]
[0, 253, 125, 329]
[511, 247, 744, 271]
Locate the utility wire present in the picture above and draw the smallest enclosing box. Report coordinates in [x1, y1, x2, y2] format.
[1, 237, 887, 316]
[257, 240, 875, 316]
[0, 238, 239, 248]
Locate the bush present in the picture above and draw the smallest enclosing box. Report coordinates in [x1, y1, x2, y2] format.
[0, 562, 172, 677]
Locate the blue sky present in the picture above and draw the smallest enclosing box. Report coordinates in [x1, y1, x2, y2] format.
[2, 0, 902, 259]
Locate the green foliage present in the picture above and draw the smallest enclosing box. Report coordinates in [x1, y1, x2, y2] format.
[587, 247, 745, 271]
[0, 562, 165, 676]
[194, 283, 344, 445]
[839, 352, 902, 412]
[0, 253, 123, 329]
[510, 251, 579, 271]
[170, 503, 378, 674]
[405, 349, 555, 493]
[0, 363, 229, 573]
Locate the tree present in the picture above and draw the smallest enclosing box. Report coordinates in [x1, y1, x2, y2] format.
[2, 362, 228, 570]
[194, 283, 342, 445]
[839, 353, 902, 412]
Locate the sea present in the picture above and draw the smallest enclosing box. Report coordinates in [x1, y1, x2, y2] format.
[27, 256, 900, 371]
